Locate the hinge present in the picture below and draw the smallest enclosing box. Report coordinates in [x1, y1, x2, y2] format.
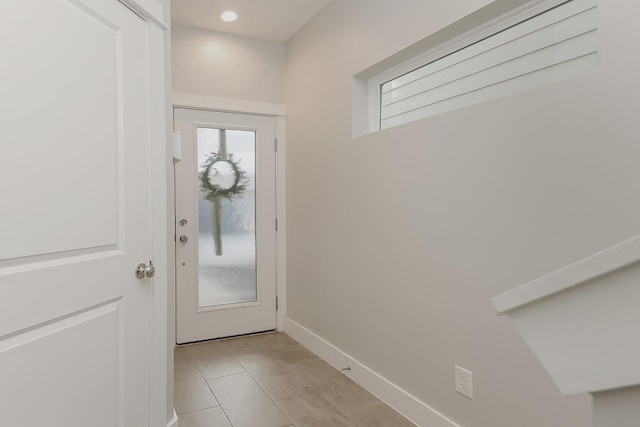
[275, 218, 278, 231]
[275, 138, 278, 152]
[276, 296, 279, 311]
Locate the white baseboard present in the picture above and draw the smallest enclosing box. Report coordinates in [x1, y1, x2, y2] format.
[284, 318, 460, 427]
[167, 409, 179, 427]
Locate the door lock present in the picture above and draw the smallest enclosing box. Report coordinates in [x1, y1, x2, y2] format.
[145, 260, 155, 278]
[179, 234, 188, 243]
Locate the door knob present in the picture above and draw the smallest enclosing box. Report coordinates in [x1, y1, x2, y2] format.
[179, 234, 188, 243]
[135, 263, 146, 279]
[135, 261, 155, 279]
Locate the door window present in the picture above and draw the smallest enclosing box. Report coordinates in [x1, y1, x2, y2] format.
[197, 127, 257, 307]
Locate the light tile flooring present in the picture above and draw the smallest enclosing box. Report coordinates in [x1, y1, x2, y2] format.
[175, 332, 416, 427]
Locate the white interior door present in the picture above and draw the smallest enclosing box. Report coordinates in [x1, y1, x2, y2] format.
[0, 1, 152, 426]
[175, 108, 277, 343]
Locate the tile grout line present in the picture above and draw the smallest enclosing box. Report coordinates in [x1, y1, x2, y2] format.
[175, 348, 223, 419]
[202, 370, 247, 382]
[232, 350, 296, 427]
[182, 346, 238, 425]
[175, 405, 219, 417]
[308, 382, 362, 427]
[240, 351, 358, 427]
[203, 371, 235, 427]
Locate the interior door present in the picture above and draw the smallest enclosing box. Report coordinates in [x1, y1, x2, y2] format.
[175, 108, 277, 343]
[0, 1, 152, 426]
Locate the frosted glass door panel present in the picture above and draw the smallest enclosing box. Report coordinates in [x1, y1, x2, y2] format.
[197, 128, 256, 307]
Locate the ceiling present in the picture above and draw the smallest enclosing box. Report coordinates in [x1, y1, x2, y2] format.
[171, 0, 332, 43]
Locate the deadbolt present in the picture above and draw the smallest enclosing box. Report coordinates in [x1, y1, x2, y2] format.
[179, 218, 188, 226]
[145, 261, 155, 278]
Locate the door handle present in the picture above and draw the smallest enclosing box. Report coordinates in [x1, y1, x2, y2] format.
[179, 234, 188, 243]
[135, 261, 155, 279]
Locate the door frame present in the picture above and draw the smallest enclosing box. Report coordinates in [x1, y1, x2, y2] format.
[120, 2, 172, 426]
[172, 92, 288, 334]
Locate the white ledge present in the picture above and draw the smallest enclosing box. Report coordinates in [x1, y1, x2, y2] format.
[491, 233, 640, 395]
[123, 0, 167, 29]
[492, 234, 640, 314]
[173, 92, 286, 117]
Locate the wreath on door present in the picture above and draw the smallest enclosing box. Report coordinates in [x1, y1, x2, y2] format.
[199, 152, 248, 201]
[199, 149, 248, 256]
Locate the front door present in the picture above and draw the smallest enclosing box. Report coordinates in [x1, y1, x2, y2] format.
[0, 1, 152, 426]
[174, 108, 277, 343]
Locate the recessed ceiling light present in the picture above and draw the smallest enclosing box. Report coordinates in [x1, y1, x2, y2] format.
[220, 10, 238, 22]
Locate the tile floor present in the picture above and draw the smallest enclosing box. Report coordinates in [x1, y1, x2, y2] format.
[175, 332, 416, 427]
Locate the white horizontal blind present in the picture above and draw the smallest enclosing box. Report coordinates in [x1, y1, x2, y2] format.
[380, 0, 598, 130]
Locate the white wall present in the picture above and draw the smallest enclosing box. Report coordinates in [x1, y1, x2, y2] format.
[593, 386, 640, 427]
[285, 1, 640, 426]
[172, 24, 285, 103]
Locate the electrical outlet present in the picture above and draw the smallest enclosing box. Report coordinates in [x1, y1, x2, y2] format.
[455, 365, 473, 399]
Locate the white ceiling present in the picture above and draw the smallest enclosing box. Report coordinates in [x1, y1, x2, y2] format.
[171, 0, 332, 43]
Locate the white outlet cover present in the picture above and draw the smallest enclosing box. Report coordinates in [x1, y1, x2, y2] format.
[455, 365, 474, 399]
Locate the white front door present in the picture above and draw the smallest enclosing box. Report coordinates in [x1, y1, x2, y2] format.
[0, 1, 152, 426]
[174, 108, 277, 343]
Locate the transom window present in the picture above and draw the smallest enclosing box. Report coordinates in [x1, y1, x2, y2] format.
[363, 0, 598, 133]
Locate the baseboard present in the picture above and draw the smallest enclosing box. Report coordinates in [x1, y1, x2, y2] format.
[284, 318, 460, 427]
[167, 409, 179, 427]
